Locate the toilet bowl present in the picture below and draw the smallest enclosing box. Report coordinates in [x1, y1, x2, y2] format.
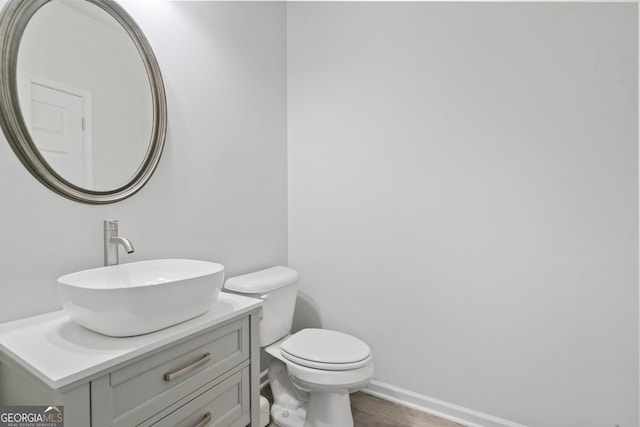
[224, 267, 374, 427]
[267, 329, 374, 427]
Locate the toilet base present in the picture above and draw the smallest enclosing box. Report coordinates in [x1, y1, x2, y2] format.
[304, 390, 353, 427]
[271, 402, 307, 427]
[260, 396, 270, 427]
[270, 391, 353, 427]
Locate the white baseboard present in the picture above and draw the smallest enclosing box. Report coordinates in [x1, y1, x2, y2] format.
[260, 369, 269, 389]
[261, 373, 526, 427]
[363, 379, 528, 427]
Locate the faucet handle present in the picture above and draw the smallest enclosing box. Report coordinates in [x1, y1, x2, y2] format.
[104, 219, 119, 231]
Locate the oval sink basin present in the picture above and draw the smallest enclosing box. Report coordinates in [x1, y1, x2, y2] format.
[57, 259, 224, 337]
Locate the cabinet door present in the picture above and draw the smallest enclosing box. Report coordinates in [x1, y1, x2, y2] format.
[144, 366, 250, 427]
[91, 318, 249, 427]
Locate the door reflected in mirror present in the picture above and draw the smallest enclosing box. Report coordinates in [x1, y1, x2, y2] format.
[17, 0, 153, 191]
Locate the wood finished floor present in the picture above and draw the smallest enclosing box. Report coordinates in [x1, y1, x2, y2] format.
[261, 386, 464, 427]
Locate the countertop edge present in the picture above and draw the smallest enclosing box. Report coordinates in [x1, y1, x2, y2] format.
[0, 293, 262, 390]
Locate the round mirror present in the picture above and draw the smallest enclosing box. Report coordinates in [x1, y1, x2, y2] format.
[0, 0, 166, 203]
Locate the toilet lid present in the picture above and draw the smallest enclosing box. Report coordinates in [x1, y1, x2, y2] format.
[281, 329, 372, 371]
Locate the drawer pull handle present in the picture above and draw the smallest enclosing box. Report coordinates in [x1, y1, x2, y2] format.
[194, 412, 212, 427]
[164, 353, 211, 382]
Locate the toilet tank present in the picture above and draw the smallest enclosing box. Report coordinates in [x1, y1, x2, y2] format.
[224, 266, 299, 347]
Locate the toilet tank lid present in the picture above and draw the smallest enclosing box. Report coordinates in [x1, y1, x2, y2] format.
[224, 266, 299, 293]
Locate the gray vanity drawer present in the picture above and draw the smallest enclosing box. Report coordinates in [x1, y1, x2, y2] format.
[91, 317, 249, 426]
[144, 366, 250, 427]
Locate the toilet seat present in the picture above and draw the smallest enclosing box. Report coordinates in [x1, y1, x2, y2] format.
[281, 329, 372, 371]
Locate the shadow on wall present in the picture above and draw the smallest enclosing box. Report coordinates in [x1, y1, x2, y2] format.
[292, 291, 322, 332]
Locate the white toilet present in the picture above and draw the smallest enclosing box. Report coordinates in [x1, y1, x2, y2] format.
[224, 266, 374, 427]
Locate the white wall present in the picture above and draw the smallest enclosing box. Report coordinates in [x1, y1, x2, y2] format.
[287, 3, 638, 427]
[0, 1, 287, 323]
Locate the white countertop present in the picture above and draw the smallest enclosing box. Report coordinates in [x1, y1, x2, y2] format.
[0, 292, 262, 390]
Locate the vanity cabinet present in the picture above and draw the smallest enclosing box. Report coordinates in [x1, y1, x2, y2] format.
[0, 293, 262, 427]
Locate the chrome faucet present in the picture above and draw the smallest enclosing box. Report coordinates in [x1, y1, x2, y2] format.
[104, 220, 134, 266]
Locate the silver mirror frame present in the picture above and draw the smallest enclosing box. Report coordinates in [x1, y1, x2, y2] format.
[0, 0, 166, 204]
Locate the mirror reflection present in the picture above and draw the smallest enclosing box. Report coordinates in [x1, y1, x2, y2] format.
[16, 0, 152, 191]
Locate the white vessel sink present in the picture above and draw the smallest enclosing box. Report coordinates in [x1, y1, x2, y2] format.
[57, 259, 224, 337]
